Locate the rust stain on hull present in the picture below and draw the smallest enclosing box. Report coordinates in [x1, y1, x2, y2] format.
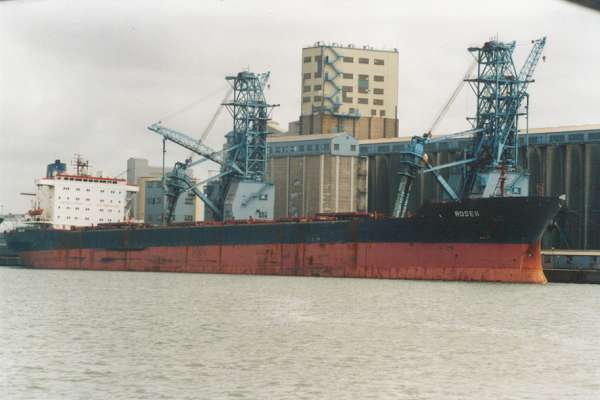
[19, 241, 547, 284]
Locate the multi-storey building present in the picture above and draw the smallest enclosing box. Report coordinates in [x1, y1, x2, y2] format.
[126, 158, 203, 223]
[141, 177, 201, 224]
[127, 158, 165, 220]
[293, 42, 399, 139]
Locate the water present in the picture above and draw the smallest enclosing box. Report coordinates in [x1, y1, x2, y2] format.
[1, 267, 599, 399]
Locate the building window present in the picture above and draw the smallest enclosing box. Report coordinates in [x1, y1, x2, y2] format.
[342, 86, 353, 93]
[314, 95, 322, 102]
[342, 73, 353, 79]
[334, 144, 340, 151]
[359, 58, 369, 64]
[76, 188, 80, 191]
[303, 56, 312, 63]
[373, 88, 384, 95]
[374, 75, 384, 82]
[380, 110, 386, 117]
[307, 144, 313, 151]
[374, 59, 385, 65]
[303, 85, 310, 92]
[315, 55, 322, 63]
[314, 71, 322, 78]
[374, 99, 384, 106]
[303, 96, 311, 103]
[358, 74, 369, 92]
[343, 56, 354, 63]
[358, 98, 369, 104]
[343, 97, 353, 103]
[371, 109, 377, 116]
[184, 215, 193, 222]
[313, 84, 322, 91]
[351, 145, 357, 152]
[303, 73, 311, 79]
[349, 107, 355, 114]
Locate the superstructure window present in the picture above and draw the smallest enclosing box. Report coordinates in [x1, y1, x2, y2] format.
[374, 59, 385, 65]
[359, 58, 369, 64]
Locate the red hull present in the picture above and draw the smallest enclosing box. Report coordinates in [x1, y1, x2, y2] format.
[19, 241, 547, 283]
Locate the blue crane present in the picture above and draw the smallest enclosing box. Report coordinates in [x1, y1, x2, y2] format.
[148, 71, 277, 223]
[392, 37, 546, 218]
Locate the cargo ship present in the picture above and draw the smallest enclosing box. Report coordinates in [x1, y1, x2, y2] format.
[6, 196, 559, 283]
[6, 39, 557, 283]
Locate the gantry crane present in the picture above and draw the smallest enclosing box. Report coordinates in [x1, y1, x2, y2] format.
[393, 37, 546, 218]
[148, 71, 277, 224]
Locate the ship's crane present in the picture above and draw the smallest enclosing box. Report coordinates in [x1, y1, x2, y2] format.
[392, 37, 546, 218]
[148, 71, 277, 224]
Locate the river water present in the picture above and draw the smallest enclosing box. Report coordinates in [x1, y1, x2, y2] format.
[1, 267, 599, 399]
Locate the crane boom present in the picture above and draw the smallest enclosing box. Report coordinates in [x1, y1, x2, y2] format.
[148, 123, 243, 175]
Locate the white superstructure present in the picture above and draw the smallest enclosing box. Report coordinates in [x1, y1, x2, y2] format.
[33, 174, 138, 229]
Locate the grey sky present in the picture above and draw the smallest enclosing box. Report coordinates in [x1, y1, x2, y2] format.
[1, 0, 599, 212]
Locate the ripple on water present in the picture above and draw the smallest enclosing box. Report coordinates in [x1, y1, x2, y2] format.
[1, 268, 599, 399]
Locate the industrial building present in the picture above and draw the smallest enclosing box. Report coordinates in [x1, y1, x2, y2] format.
[126, 157, 165, 220]
[267, 133, 367, 219]
[268, 125, 600, 249]
[126, 157, 202, 223]
[289, 42, 399, 139]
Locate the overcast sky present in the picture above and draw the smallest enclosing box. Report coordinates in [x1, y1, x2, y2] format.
[1, 0, 599, 213]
